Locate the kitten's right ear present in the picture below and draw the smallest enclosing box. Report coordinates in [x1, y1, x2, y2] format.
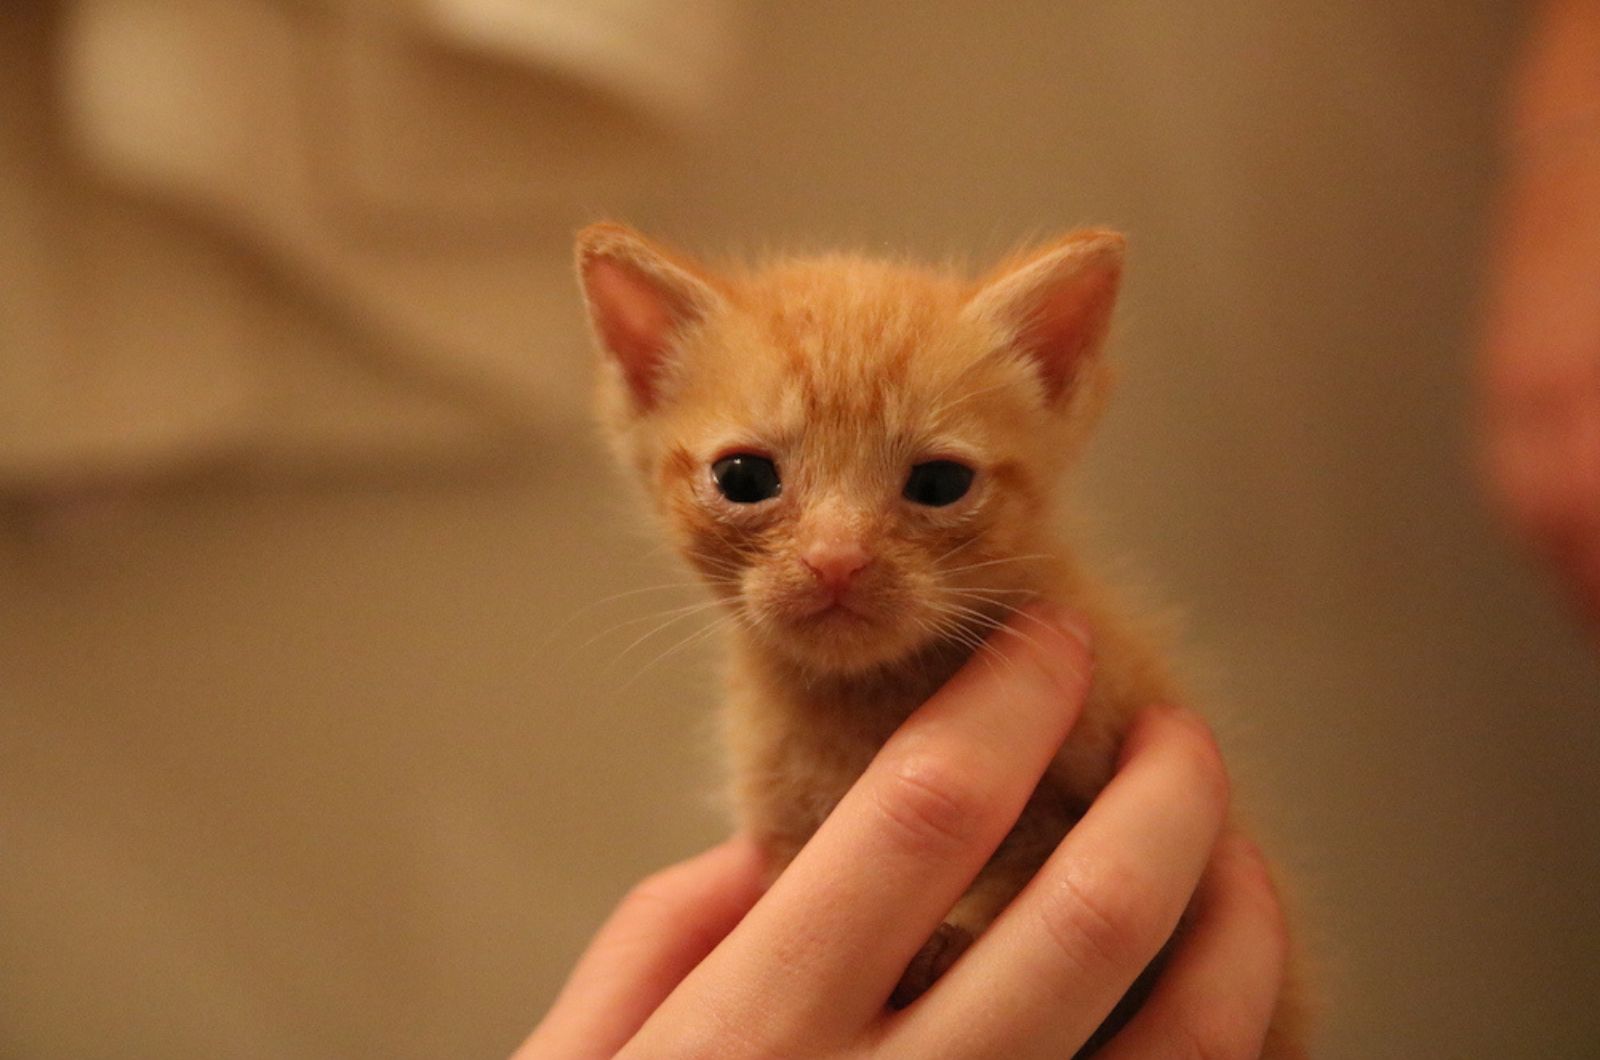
[576, 223, 723, 413]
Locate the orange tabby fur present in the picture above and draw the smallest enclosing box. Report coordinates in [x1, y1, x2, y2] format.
[577, 222, 1307, 1056]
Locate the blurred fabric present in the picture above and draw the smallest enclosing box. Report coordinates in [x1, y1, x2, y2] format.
[4, 3, 1599, 1059]
[0, 0, 732, 490]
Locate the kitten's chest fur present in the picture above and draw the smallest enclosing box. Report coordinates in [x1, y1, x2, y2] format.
[719, 561, 1181, 873]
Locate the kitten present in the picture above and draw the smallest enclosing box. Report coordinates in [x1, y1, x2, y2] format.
[576, 222, 1306, 1054]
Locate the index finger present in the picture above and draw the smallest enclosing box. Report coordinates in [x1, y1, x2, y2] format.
[675, 607, 1094, 1038]
[892, 706, 1230, 1056]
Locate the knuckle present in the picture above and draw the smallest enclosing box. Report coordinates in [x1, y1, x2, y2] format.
[1037, 861, 1160, 975]
[872, 752, 995, 857]
[1169, 1017, 1256, 1060]
[631, 1002, 794, 1060]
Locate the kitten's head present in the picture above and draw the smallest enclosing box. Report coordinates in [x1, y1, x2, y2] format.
[577, 223, 1122, 676]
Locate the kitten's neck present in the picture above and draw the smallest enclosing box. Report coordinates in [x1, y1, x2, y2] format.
[730, 601, 1027, 732]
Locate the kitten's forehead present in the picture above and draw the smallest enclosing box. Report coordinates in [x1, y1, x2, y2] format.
[744, 257, 978, 418]
[661, 254, 1042, 478]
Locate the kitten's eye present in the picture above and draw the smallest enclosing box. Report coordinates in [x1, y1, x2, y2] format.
[711, 454, 781, 503]
[904, 460, 974, 507]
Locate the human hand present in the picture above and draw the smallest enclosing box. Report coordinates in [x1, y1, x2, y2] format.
[1480, 2, 1600, 633]
[517, 611, 1288, 1058]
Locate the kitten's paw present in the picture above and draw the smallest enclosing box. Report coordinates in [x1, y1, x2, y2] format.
[888, 921, 974, 1009]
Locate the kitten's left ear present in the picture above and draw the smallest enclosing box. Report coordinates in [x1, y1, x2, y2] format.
[964, 230, 1125, 407]
[576, 222, 725, 414]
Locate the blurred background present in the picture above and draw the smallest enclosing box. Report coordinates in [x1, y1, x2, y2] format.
[4, 1, 1599, 1057]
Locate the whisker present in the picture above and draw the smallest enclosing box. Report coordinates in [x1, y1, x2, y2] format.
[536, 579, 733, 654]
[925, 609, 1010, 682]
[577, 597, 729, 653]
[937, 599, 1052, 656]
[927, 599, 1036, 666]
[938, 591, 1047, 631]
[585, 581, 729, 609]
[925, 603, 1000, 647]
[995, 606, 1063, 639]
[620, 610, 741, 690]
[938, 553, 1054, 577]
[931, 534, 984, 568]
[683, 548, 749, 581]
[943, 586, 1036, 599]
[685, 556, 743, 577]
[946, 591, 1076, 644]
[608, 599, 733, 664]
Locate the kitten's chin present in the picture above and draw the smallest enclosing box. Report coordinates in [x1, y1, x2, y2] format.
[756, 606, 933, 677]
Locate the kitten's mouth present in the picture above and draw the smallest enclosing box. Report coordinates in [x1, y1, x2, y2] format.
[762, 591, 933, 673]
[796, 599, 869, 624]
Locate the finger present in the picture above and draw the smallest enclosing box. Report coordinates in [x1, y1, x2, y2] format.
[658, 607, 1094, 1041]
[893, 706, 1228, 1058]
[1095, 832, 1290, 1060]
[514, 836, 765, 1059]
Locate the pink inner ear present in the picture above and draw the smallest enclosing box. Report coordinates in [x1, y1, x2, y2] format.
[1015, 260, 1120, 405]
[585, 257, 681, 411]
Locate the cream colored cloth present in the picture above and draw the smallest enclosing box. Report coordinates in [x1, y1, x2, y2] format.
[0, 0, 734, 489]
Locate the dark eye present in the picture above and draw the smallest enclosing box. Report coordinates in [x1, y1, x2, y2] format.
[711, 454, 781, 503]
[903, 460, 974, 507]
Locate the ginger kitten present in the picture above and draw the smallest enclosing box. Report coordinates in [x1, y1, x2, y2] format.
[575, 222, 1306, 1054]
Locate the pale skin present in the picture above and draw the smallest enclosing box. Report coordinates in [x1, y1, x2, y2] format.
[518, 610, 1290, 1058]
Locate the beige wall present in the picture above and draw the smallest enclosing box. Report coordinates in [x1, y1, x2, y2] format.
[5, 2, 1600, 1058]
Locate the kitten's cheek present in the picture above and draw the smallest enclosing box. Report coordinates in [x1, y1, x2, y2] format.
[739, 574, 789, 628]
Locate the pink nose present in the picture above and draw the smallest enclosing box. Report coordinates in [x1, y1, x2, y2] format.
[801, 540, 870, 593]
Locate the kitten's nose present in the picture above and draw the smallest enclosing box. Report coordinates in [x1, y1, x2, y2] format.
[801, 540, 871, 594]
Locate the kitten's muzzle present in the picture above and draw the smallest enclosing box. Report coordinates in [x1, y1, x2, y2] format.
[800, 540, 871, 599]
